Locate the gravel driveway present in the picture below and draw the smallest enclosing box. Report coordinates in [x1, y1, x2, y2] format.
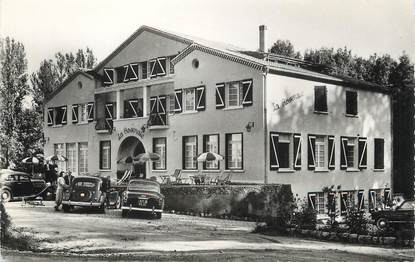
[1, 201, 413, 261]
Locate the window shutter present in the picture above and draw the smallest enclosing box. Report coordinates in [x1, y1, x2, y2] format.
[137, 98, 143, 117]
[141, 61, 148, 79]
[340, 137, 348, 170]
[71, 105, 78, 123]
[369, 190, 376, 210]
[157, 57, 167, 76]
[61, 106, 67, 125]
[340, 192, 348, 215]
[308, 193, 316, 210]
[105, 103, 114, 119]
[242, 79, 253, 106]
[293, 134, 301, 170]
[87, 102, 94, 122]
[346, 91, 358, 115]
[47, 108, 54, 126]
[129, 99, 139, 117]
[158, 96, 167, 125]
[358, 137, 367, 169]
[384, 188, 391, 204]
[215, 83, 225, 109]
[270, 133, 279, 170]
[174, 89, 183, 113]
[358, 190, 364, 210]
[150, 97, 157, 114]
[103, 68, 114, 85]
[202, 135, 208, 170]
[123, 65, 130, 82]
[196, 86, 206, 111]
[149, 59, 157, 78]
[374, 138, 384, 169]
[129, 63, 139, 81]
[307, 135, 316, 170]
[328, 193, 336, 212]
[328, 135, 335, 170]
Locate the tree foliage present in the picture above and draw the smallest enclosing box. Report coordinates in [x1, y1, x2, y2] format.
[269, 40, 302, 59]
[30, 48, 97, 112]
[0, 37, 28, 168]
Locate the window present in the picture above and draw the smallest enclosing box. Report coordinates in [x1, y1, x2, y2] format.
[99, 141, 111, 170]
[225, 133, 243, 170]
[168, 94, 176, 114]
[227, 82, 243, 107]
[346, 91, 358, 116]
[203, 134, 219, 169]
[124, 99, 143, 118]
[66, 143, 77, 173]
[55, 106, 67, 125]
[314, 86, 328, 112]
[315, 137, 325, 169]
[184, 88, 195, 112]
[78, 143, 88, 174]
[340, 191, 355, 215]
[308, 192, 325, 214]
[78, 104, 88, 123]
[183, 136, 197, 170]
[270, 133, 301, 171]
[54, 143, 65, 172]
[153, 138, 166, 170]
[374, 138, 384, 169]
[346, 139, 355, 168]
[340, 137, 366, 170]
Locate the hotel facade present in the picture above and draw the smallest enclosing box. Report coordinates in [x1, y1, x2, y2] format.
[44, 25, 392, 214]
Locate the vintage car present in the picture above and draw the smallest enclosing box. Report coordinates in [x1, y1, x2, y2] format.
[0, 169, 53, 202]
[121, 179, 164, 218]
[371, 199, 415, 229]
[62, 176, 107, 212]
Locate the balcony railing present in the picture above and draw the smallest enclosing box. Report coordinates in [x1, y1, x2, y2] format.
[95, 118, 114, 133]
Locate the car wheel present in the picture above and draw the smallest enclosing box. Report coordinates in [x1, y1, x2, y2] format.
[122, 209, 128, 218]
[155, 212, 162, 219]
[376, 218, 388, 229]
[62, 204, 70, 213]
[1, 190, 11, 202]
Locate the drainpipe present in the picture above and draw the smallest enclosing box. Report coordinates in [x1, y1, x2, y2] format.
[263, 67, 268, 184]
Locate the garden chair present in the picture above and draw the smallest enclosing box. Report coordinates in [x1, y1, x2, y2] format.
[171, 169, 183, 184]
[213, 171, 233, 185]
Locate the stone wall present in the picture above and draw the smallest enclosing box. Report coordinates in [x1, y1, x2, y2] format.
[161, 184, 293, 220]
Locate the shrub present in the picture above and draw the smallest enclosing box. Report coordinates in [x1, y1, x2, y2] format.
[345, 206, 369, 235]
[0, 201, 11, 244]
[292, 203, 317, 230]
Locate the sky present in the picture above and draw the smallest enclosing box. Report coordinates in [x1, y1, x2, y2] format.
[0, 0, 414, 74]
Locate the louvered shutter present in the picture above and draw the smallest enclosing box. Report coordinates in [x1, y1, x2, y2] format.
[87, 102, 94, 122]
[141, 61, 148, 79]
[196, 86, 206, 111]
[105, 103, 114, 119]
[149, 97, 157, 125]
[158, 96, 167, 125]
[103, 68, 114, 85]
[346, 91, 358, 115]
[71, 105, 78, 123]
[368, 190, 376, 210]
[357, 190, 364, 210]
[358, 137, 367, 169]
[293, 134, 301, 170]
[340, 137, 348, 170]
[308, 193, 316, 210]
[242, 79, 253, 106]
[157, 57, 167, 76]
[129, 99, 139, 117]
[340, 192, 348, 215]
[61, 106, 67, 125]
[374, 138, 384, 169]
[308, 135, 316, 170]
[328, 136, 335, 170]
[123, 65, 130, 82]
[129, 63, 139, 81]
[270, 133, 279, 170]
[174, 89, 182, 113]
[137, 98, 144, 117]
[314, 86, 327, 112]
[215, 83, 225, 109]
[149, 59, 157, 78]
[47, 108, 54, 126]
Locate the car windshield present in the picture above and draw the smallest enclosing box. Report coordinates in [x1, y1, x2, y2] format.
[128, 180, 160, 193]
[73, 179, 98, 189]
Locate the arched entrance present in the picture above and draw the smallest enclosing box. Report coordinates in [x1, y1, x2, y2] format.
[117, 136, 146, 179]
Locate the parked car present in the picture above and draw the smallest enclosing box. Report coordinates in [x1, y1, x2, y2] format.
[62, 176, 106, 212]
[0, 169, 53, 202]
[121, 179, 164, 218]
[371, 199, 415, 229]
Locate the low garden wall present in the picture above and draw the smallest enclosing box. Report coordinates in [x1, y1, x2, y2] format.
[161, 184, 294, 220]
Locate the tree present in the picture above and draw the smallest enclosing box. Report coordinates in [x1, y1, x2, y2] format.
[30, 48, 97, 112]
[0, 37, 28, 168]
[269, 40, 302, 59]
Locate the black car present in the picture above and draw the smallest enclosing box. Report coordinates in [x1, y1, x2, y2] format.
[62, 176, 107, 212]
[121, 179, 164, 218]
[371, 199, 415, 229]
[0, 169, 52, 202]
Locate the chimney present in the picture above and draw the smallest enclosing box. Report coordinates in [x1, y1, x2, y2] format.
[259, 25, 267, 53]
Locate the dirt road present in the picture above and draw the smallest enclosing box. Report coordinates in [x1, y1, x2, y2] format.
[1, 201, 414, 261]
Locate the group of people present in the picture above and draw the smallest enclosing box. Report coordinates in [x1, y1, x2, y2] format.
[54, 171, 74, 211]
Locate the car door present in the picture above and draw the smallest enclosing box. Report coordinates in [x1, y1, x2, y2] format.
[17, 175, 33, 196]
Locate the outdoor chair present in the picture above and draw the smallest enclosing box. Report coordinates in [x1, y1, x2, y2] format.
[171, 169, 183, 184]
[212, 171, 233, 185]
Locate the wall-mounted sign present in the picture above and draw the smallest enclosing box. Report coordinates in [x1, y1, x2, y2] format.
[272, 93, 303, 111]
[117, 124, 148, 140]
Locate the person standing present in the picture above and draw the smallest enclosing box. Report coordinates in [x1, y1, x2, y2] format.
[55, 172, 68, 211]
[64, 171, 74, 186]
